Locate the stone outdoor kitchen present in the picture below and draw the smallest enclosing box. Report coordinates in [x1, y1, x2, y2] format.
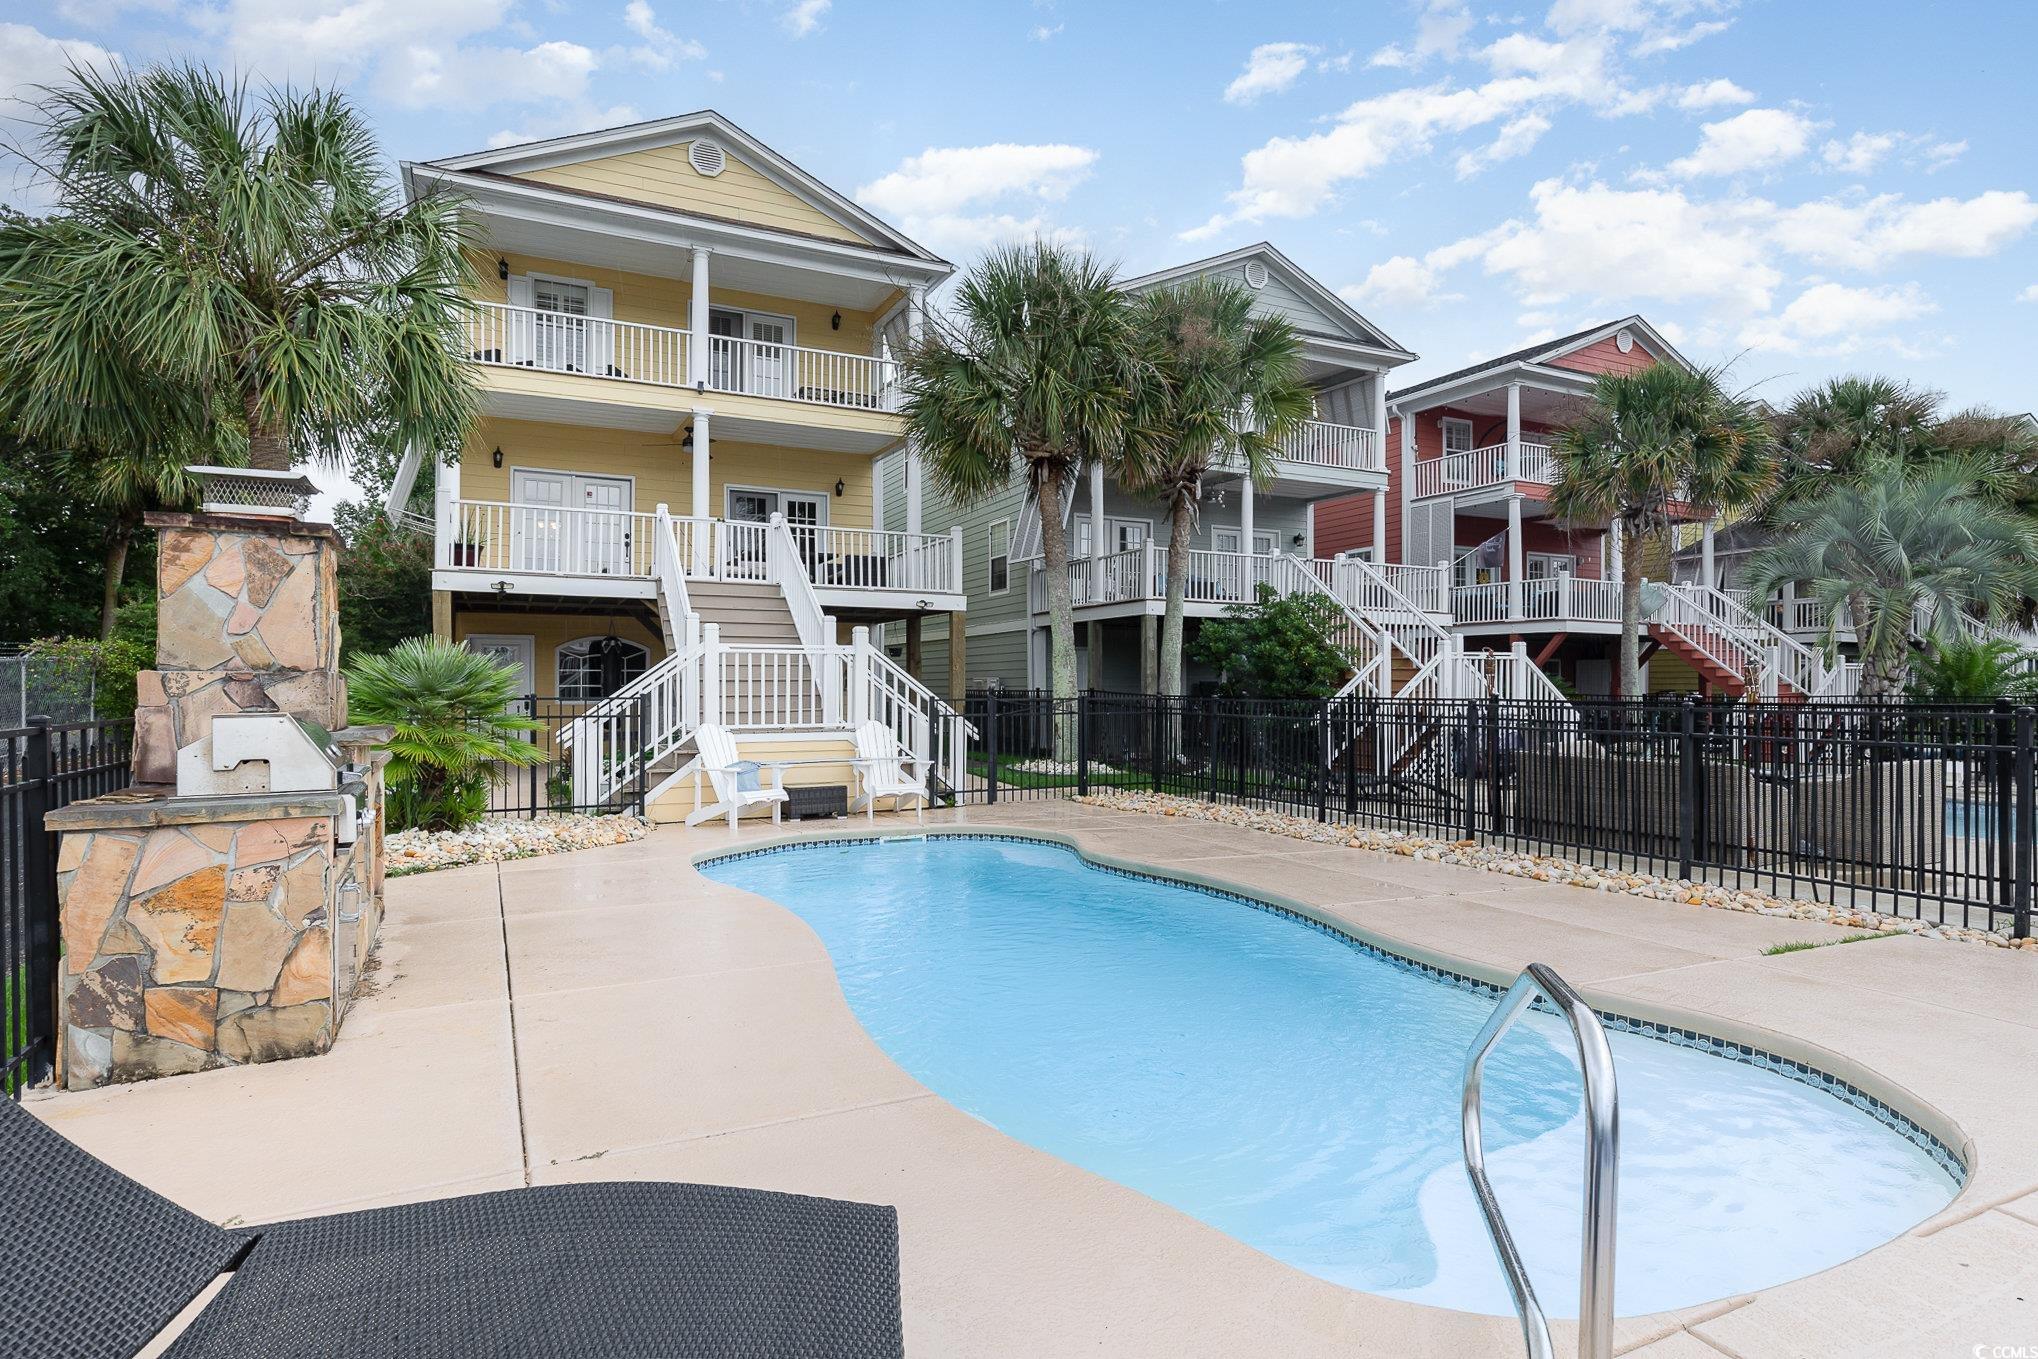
[44, 468, 391, 1090]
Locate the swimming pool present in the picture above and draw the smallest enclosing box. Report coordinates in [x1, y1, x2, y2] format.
[700, 835, 1961, 1317]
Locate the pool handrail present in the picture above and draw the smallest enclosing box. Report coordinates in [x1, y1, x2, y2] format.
[1460, 963, 1619, 1359]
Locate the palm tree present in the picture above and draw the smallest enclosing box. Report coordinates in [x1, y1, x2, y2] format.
[1745, 460, 2038, 699]
[1550, 363, 1775, 700]
[345, 638, 543, 831]
[1765, 375, 1939, 512]
[0, 63, 474, 477]
[1123, 277, 1312, 699]
[900, 241, 1136, 709]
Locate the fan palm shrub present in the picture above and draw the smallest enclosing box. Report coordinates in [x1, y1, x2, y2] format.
[1550, 364, 1775, 699]
[1124, 277, 1312, 698]
[1745, 461, 2038, 699]
[0, 63, 475, 476]
[899, 242, 1137, 718]
[345, 638, 543, 831]
[1906, 634, 2038, 704]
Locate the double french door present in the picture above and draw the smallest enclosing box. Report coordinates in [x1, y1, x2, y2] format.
[509, 470, 634, 575]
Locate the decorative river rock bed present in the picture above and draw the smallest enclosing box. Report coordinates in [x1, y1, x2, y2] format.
[1074, 789, 2032, 951]
[387, 814, 646, 875]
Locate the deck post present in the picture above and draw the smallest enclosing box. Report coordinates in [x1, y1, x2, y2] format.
[1677, 697, 1699, 880]
[700, 622, 722, 726]
[848, 626, 871, 727]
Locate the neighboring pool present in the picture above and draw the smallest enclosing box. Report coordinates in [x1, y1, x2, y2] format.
[700, 835, 1961, 1317]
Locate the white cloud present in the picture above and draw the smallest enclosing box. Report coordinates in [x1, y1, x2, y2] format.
[781, 0, 829, 38]
[857, 143, 1099, 254]
[1822, 131, 1897, 175]
[0, 23, 122, 207]
[1223, 41, 1318, 105]
[388, 39, 600, 110]
[1667, 107, 1817, 178]
[1368, 0, 1472, 69]
[619, 1, 704, 70]
[1633, 19, 1731, 55]
[1770, 190, 2038, 271]
[1675, 78, 1753, 110]
[2020, 285, 2038, 304]
[1030, 23, 1063, 41]
[1741, 281, 1936, 355]
[1455, 112, 1551, 178]
[1341, 256, 1454, 308]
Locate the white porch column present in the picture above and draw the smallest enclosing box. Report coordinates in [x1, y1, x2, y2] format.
[1506, 494, 1525, 620]
[688, 247, 711, 387]
[1088, 459, 1106, 568]
[904, 287, 927, 538]
[690, 408, 712, 573]
[1304, 501, 1317, 559]
[1505, 381, 1522, 481]
[1396, 408, 1415, 565]
[1608, 518, 1624, 582]
[1371, 488, 1387, 563]
[437, 445, 460, 560]
[1700, 519, 1717, 588]
[1240, 474, 1256, 553]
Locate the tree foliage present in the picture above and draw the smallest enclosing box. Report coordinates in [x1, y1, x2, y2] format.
[1745, 460, 2038, 698]
[1906, 634, 2038, 705]
[343, 638, 542, 832]
[1191, 585, 1360, 699]
[900, 241, 1137, 712]
[1551, 363, 1774, 698]
[334, 502, 432, 661]
[0, 62, 476, 475]
[1123, 276, 1311, 699]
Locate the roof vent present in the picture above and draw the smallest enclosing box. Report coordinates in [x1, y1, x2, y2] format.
[1615, 327, 1634, 353]
[688, 139, 727, 177]
[1242, 259, 1269, 289]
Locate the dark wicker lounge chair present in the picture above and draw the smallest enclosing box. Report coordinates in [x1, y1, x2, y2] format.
[0, 1095, 904, 1359]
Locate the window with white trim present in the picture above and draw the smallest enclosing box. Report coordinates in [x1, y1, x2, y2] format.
[557, 637, 649, 702]
[1440, 417, 1475, 454]
[987, 519, 1011, 595]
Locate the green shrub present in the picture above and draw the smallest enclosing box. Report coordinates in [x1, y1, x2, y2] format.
[1907, 634, 2038, 704]
[1190, 584, 1363, 699]
[344, 637, 544, 831]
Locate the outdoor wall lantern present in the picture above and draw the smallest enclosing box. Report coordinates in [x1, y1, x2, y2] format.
[1292, 533, 1305, 546]
[497, 258, 510, 281]
[681, 426, 694, 450]
[834, 479, 845, 496]
[831, 311, 842, 330]
[491, 447, 504, 468]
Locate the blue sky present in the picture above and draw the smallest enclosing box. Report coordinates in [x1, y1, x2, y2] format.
[6, 0, 2037, 416]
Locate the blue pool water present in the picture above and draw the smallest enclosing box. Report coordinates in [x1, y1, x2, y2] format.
[701, 836, 1960, 1317]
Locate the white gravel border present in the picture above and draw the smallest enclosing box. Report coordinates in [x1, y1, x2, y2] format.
[1075, 790, 2032, 951]
[386, 813, 648, 875]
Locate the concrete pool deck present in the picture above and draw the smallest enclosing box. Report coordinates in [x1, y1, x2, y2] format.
[31, 800, 2038, 1358]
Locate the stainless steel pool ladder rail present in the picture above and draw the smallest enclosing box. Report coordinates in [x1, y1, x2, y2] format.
[1461, 963, 1620, 1359]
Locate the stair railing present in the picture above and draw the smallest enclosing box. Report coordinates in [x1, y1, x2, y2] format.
[853, 627, 974, 799]
[765, 513, 841, 722]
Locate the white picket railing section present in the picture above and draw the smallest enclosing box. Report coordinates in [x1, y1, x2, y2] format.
[708, 642, 847, 729]
[464, 302, 689, 388]
[462, 302, 898, 414]
[806, 525, 962, 595]
[1411, 441, 1556, 498]
[1279, 420, 1383, 471]
[703, 332, 897, 411]
[442, 499, 658, 577]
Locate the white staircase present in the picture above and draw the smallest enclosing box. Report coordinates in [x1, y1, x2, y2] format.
[1648, 583, 1853, 700]
[565, 508, 971, 812]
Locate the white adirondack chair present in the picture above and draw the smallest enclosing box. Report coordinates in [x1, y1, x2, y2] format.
[851, 720, 926, 821]
[684, 724, 788, 829]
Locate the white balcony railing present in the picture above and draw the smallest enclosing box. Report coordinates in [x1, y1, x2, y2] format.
[440, 498, 659, 577]
[461, 302, 899, 413]
[440, 502, 959, 597]
[464, 302, 688, 388]
[703, 332, 897, 411]
[1412, 440, 1556, 498]
[804, 526, 963, 596]
[1451, 575, 1622, 625]
[1279, 420, 1383, 472]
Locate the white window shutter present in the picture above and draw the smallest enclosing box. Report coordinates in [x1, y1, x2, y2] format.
[589, 286, 615, 374]
[505, 275, 534, 363]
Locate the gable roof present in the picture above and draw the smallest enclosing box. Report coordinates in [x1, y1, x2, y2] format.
[420, 109, 946, 266]
[1390, 315, 1693, 403]
[1121, 243, 1416, 360]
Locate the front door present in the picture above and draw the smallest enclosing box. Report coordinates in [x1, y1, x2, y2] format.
[531, 278, 590, 373]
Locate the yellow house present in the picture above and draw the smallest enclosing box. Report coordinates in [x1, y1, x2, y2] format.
[386, 111, 963, 820]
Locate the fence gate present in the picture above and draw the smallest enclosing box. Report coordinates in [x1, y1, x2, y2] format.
[3, 717, 133, 1094]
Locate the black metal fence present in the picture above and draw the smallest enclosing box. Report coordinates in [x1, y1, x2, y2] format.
[960, 691, 2035, 937]
[483, 696, 651, 818]
[2, 717, 133, 1094]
